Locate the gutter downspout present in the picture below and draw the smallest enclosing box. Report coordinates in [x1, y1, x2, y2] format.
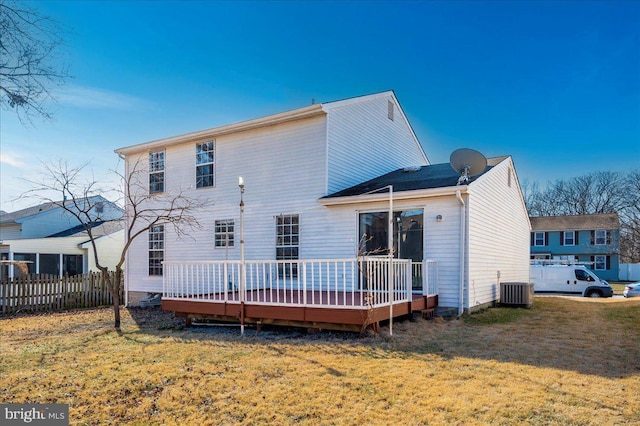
[456, 190, 465, 318]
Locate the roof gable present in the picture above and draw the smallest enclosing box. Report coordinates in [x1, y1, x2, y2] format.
[114, 91, 415, 156]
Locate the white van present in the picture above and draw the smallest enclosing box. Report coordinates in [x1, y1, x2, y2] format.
[530, 265, 613, 298]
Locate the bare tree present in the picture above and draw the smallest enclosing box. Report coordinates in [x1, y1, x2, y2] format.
[524, 169, 640, 262]
[620, 170, 640, 263]
[0, 0, 69, 123]
[23, 160, 212, 329]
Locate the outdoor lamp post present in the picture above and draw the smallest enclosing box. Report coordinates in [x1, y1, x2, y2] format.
[238, 176, 245, 335]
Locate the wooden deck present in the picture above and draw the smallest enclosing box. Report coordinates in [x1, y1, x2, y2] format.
[162, 258, 439, 332]
[163, 290, 438, 332]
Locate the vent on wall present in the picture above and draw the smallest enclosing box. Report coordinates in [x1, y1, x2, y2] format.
[388, 100, 394, 121]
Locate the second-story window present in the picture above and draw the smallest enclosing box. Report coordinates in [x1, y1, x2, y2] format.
[533, 232, 546, 246]
[563, 231, 575, 246]
[149, 151, 165, 193]
[594, 230, 607, 245]
[196, 141, 215, 188]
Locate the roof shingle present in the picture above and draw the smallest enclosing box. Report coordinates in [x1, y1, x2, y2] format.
[323, 158, 505, 198]
[529, 213, 619, 231]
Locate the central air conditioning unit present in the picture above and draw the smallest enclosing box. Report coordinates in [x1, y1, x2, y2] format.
[500, 282, 534, 308]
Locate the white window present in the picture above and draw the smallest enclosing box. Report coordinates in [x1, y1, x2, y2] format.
[196, 141, 215, 188]
[594, 255, 607, 270]
[149, 225, 164, 276]
[214, 219, 234, 248]
[563, 231, 575, 246]
[534, 232, 546, 246]
[594, 230, 607, 245]
[276, 214, 299, 277]
[149, 151, 165, 193]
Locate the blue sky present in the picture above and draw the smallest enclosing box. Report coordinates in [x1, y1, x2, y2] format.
[1, 0, 639, 211]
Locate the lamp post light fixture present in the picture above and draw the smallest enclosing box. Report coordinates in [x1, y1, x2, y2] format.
[238, 176, 245, 335]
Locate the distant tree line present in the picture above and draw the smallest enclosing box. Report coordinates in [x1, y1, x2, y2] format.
[522, 170, 640, 263]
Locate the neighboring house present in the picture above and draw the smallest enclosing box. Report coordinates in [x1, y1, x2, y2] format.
[529, 213, 620, 281]
[0, 196, 124, 279]
[116, 90, 531, 321]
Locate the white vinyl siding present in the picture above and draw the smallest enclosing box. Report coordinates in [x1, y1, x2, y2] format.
[84, 230, 125, 271]
[326, 94, 428, 194]
[123, 115, 329, 293]
[467, 160, 531, 310]
[423, 198, 463, 308]
[2, 236, 86, 254]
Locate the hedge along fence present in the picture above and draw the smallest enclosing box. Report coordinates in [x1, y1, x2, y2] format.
[0, 272, 124, 316]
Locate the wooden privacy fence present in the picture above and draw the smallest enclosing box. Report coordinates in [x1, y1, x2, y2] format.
[0, 272, 123, 316]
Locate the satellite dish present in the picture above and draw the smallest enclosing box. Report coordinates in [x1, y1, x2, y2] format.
[450, 148, 487, 185]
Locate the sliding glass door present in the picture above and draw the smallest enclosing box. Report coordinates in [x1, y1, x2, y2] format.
[358, 209, 423, 290]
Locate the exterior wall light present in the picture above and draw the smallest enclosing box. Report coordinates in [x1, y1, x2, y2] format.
[436, 214, 443, 222]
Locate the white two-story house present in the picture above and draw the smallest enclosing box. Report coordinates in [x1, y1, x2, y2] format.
[116, 91, 530, 328]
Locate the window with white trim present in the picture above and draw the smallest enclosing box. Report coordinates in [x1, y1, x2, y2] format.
[594, 230, 606, 245]
[149, 151, 165, 193]
[149, 225, 164, 276]
[594, 255, 606, 270]
[276, 214, 299, 277]
[563, 231, 575, 246]
[196, 141, 215, 188]
[534, 232, 546, 246]
[214, 219, 234, 248]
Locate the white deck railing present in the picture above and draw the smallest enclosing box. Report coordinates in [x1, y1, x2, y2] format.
[163, 257, 438, 310]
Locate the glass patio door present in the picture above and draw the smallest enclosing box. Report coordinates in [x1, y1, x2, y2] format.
[358, 209, 424, 290]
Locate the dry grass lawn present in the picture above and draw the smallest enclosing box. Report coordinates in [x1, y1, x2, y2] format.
[1, 297, 639, 425]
